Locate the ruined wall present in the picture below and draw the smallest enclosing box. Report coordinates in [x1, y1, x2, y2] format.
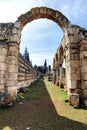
[53, 25, 87, 107]
[0, 7, 87, 107]
[18, 53, 38, 89]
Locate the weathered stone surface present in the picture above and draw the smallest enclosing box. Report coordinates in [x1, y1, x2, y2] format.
[81, 80, 87, 89]
[69, 93, 79, 107]
[2, 126, 12, 130]
[81, 72, 87, 80]
[0, 6, 87, 107]
[67, 80, 80, 89]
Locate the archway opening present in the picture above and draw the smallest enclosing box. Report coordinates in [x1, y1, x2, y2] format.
[20, 19, 63, 67]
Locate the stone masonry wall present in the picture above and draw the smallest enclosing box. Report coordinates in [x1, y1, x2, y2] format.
[17, 53, 38, 89]
[0, 7, 87, 107]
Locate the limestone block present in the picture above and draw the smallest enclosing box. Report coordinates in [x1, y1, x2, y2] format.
[8, 48, 18, 57]
[80, 39, 87, 45]
[80, 90, 87, 106]
[0, 63, 7, 71]
[80, 51, 87, 59]
[71, 74, 81, 80]
[74, 54, 80, 60]
[8, 86, 17, 100]
[69, 93, 79, 107]
[47, 8, 53, 15]
[81, 72, 87, 80]
[70, 61, 80, 66]
[8, 73, 18, 80]
[12, 28, 18, 34]
[81, 80, 87, 89]
[73, 34, 81, 43]
[9, 42, 19, 49]
[71, 66, 80, 74]
[0, 48, 7, 56]
[81, 90, 87, 98]
[40, 7, 47, 14]
[67, 80, 79, 89]
[35, 7, 40, 14]
[2, 126, 12, 130]
[70, 48, 79, 54]
[70, 43, 78, 49]
[2, 48, 7, 56]
[0, 55, 7, 62]
[0, 84, 4, 89]
[7, 56, 18, 65]
[67, 27, 74, 35]
[0, 70, 5, 78]
[14, 21, 23, 30]
[9, 34, 20, 43]
[6, 80, 17, 87]
[56, 11, 60, 18]
[68, 35, 74, 43]
[83, 100, 87, 107]
[81, 66, 87, 73]
[80, 58, 87, 66]
[0, 78, 5, 84]
[68, 34, 81, 43]
[80, 43, 87, 51]
[73, 27, 80, 34]
[8, 65, 18, 73]
[12, 28, 21, 38]
[66, 49, 71, 57]
[67, 54, 75, 60]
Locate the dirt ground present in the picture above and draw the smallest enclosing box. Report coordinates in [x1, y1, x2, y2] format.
[0, 78, 87, 130]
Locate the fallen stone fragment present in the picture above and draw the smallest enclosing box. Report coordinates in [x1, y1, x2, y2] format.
[2, 126, 12, 130]
[26, 127, 31, 130]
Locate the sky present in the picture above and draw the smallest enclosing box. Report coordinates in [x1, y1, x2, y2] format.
[0, 0, 87, 66]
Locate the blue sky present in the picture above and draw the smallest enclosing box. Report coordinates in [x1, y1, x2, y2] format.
[0, 0, 87, 66]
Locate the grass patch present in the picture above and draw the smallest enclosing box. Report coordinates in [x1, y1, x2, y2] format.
[0, 77, 87, 130]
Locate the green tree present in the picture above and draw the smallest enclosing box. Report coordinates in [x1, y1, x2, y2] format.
[44, 59, 47, 74]
[24, 47, 30, 62]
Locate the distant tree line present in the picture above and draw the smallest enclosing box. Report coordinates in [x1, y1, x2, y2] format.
[23, 47, 49, 75]
[34, 59, 47, 74]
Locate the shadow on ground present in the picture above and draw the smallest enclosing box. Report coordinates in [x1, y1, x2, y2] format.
[0, 78, 87, 130]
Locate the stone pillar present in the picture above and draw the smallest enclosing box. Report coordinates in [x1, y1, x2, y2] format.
[0, 41, 8, 92]
[59, 67, 65, 88]
[65, 44, 81, 107]
[80, 39, 87, 106]
[6, 42, 19, 99]
[53, 70, 56, 84]
[55, 67, 59, 85]
[66, 44, 81, 93]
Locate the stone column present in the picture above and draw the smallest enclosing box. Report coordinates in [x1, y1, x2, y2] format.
[80, 39, 87, 106]
[55, 67, 59, 85]
[66, 43, 81, 91]
[65, 43, 81, 107]
[65, 27, 81, 94]
[6, 42, 19, 99]
[59, 67, 64, 87]
[53, 70, 56, 84]
[0, 41, 8, 92]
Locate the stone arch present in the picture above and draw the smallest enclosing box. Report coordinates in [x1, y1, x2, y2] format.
[6, 7, 71, 98]
[1, 6, 86, 107]
[10, 6, 71, 95]
[15, 7, 71, 32]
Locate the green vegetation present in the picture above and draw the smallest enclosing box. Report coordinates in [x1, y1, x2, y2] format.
[0, 77, 87, 130]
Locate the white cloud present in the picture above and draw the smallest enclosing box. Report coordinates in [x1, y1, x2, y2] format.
[30, 52, 53, 66]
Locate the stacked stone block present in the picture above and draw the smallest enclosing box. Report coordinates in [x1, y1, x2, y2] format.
[0, 41, 8, 92]
[80, 38, 87, 106]
[18, 53, 38, 89]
